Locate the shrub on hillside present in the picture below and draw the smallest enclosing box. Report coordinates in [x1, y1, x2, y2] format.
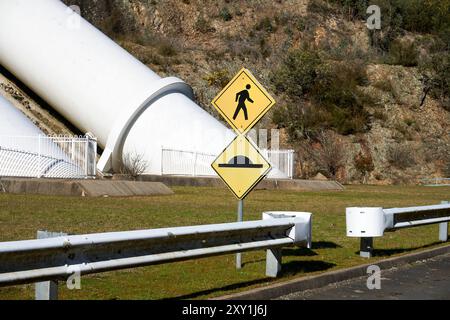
[310, 62, 372, 135]
[272, 104, 329, 140]
[195, 16, 215, 33]
[373, 78, 393, 92]
[329, 0, 369, 20]
[354, 150, 375, 183]
[388, 40, 418, 67]
[158, 42, 177, 57]
[272, 49, 372, 137]
[387, 145, 416, 169]
[254, 17, 277, 33]
[219, 7, 232, 21]
[307, 0, 334, 16]
[271, 49, 320, 97]
[203, 69, 230, 88]
[396, 0, 450, 35]
[331, 0, 450, 38]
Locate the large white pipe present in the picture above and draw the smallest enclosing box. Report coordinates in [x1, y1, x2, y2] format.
[0, 96, 44, 139]
[0, 95, 82, 178]
[0, 0, 234, 175]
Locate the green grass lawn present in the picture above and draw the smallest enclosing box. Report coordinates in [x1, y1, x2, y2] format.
[0, 185, 449, 300]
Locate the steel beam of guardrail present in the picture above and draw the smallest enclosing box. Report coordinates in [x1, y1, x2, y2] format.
[0, 212, 312, 299]
[346, 201, 450, 258]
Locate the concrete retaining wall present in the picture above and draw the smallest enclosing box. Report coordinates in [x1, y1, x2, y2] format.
[115, 175, 345, 191]
[0, 178, 173, 197]
[0, 175, 343, 198]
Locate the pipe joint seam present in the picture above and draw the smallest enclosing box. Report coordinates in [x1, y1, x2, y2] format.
[97, 77, 194, 173]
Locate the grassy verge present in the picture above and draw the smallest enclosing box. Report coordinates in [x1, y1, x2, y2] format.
[0, 185, 449, 300]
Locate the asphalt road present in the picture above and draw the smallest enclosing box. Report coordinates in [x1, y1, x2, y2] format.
[279, 253, 450, 300]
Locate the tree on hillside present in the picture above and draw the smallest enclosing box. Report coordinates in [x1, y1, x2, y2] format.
[420, 52, 450, 109]
[310, 131, 346, 180]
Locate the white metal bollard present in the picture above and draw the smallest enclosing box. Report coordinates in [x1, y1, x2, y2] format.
[346, 207, 385, 258]
[346, 202, 450, 258]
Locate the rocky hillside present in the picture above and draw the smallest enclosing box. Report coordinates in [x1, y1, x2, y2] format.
[33, 0, 447, 184]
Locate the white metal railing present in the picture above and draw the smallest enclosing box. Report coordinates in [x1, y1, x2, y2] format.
[346, 201, 450, 258]
[0, 135, 97, 179]
[161, 148, 295, 179]
[420, 178, 450, 186]
[261, 149, 295, 179]
[0, 212, 312, 300]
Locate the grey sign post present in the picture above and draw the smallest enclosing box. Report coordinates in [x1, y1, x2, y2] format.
[236, 199, 244, 269]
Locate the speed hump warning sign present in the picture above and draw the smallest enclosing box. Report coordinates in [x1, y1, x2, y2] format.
[211, 135, 271, 200]
[212, 68, 276, 135]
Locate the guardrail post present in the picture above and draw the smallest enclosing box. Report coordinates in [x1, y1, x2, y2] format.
[439, 201, 449, 242]
[266, 248, 282, 277]
[262, 211, 312, 277]
[35, 230, 67, 300]
[36, 280, 58, 301]
[360, 237, 373, 258]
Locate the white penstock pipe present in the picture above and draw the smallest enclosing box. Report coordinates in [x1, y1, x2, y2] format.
[0, 94, 82, 178]
[0, 0, 234, 174]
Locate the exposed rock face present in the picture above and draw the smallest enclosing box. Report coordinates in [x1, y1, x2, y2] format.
[357, 65, 450, 184]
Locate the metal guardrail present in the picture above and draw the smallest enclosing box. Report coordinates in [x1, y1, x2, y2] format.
[0, 212, 312, 300]
[346, 201, 450, 257]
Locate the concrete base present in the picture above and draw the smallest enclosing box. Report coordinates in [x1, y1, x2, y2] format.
[114, 175, 345, 191]
[0, 178, 173, 197]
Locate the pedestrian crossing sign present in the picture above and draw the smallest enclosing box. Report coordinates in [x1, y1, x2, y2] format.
[211, 68, 276, 135]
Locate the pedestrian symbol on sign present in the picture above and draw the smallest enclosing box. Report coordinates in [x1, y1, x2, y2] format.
[233, 85, 254, 121]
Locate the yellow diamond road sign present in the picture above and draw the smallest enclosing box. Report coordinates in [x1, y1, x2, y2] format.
[211, 135, 272, 200]
[212, 68, 276, 135]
